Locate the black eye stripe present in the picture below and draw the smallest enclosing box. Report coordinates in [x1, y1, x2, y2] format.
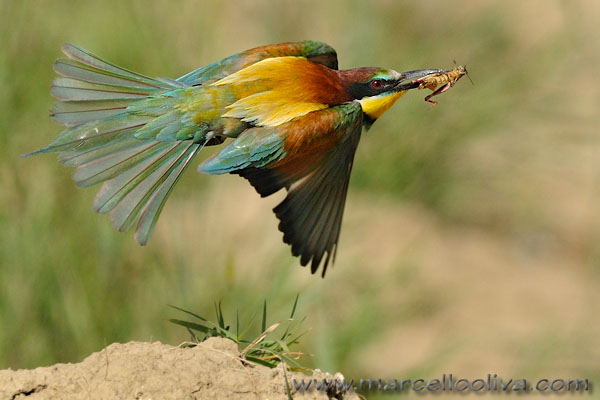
[348, 79, 392, 99]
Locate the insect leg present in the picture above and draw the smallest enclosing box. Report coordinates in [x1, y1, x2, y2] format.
[424, 82, 452, 104]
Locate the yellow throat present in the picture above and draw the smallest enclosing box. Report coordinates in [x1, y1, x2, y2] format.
[358, 91, 406, 120]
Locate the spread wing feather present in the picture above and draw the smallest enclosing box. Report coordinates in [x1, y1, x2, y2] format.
[273, 110, 361, 276]
[198, 102, 363, 276]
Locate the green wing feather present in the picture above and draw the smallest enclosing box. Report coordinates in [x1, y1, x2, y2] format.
[198, 127, 286, 174]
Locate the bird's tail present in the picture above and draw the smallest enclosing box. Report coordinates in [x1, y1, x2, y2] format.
[25, 44, 204, 245]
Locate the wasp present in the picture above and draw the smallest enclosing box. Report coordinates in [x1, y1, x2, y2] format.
[414, 64, 470, 105]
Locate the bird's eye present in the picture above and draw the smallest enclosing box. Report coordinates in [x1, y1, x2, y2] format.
[371, 80, 382, 89]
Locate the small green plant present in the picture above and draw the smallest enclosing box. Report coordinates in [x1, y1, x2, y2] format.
[169, 295, 309, 369]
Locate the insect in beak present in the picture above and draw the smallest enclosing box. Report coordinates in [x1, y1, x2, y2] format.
[392, 69, 450, 92]
[413, 64, 470, 105]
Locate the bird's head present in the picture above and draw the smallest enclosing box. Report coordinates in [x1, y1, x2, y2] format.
[340, 67, 436, 125]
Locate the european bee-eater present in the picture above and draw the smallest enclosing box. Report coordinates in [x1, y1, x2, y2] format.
[28, 41, 459, 276]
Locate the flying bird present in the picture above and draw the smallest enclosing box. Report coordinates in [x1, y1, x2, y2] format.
[27, 41, 459, 276]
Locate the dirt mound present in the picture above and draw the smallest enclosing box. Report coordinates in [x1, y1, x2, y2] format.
[0, 338, 357, 399]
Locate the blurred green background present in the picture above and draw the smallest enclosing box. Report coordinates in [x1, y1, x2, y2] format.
[1, 0, 599, 396]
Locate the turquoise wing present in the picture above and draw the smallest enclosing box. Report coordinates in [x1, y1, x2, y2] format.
[177, 40, 338, 85]
[198, 127, 286, 174]
[199, 102, 363, 276]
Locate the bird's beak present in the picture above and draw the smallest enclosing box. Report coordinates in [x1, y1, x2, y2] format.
[393, 69, 447, 92]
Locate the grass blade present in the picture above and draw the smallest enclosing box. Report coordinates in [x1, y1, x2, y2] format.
[261, 300, 267, 333]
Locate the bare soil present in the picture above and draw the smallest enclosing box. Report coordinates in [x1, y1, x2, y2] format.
[0, 338, 357, 399]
